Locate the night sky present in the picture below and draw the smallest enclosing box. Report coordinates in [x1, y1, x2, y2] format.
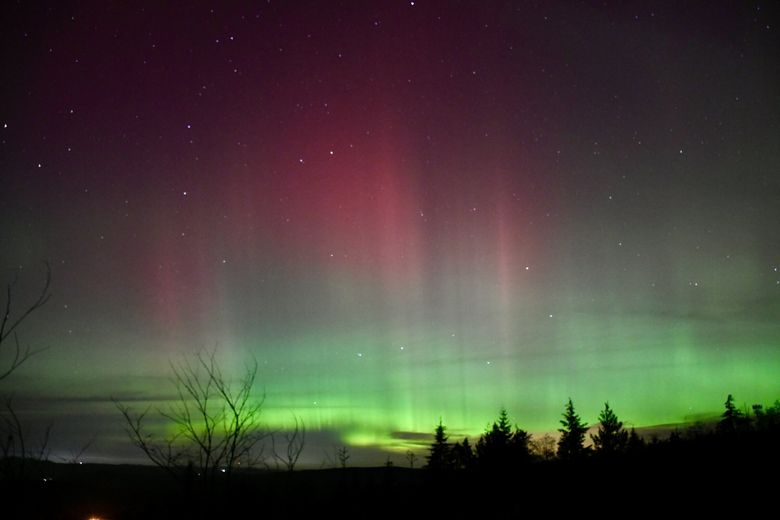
[1, 1, 779, 466]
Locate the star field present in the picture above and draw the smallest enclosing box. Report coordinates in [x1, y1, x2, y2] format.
[0, 1, 778, 465]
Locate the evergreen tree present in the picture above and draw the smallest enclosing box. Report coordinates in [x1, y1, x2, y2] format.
[718, 394, 744, 434]
[626, 427, 645, 455]
[557, 398, 588, 460]
[765, 400, 780, 430]
[510, 427, 533, 463]
[752, 404, 767, 432]
[475, 408, 531, 468]
[476, 409, 510, 467]
[426, 419, 452, 470]
[591, 402, 628, 456]
[451, 437, 474, 469]
[754, 400, 780, 431]
[496, 408, 512, 438]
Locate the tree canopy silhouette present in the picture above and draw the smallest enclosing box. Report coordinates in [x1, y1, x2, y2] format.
[475, 408, 532, 469]
[557, 398, 588, 460]
[626, 428, 645, 455]
[591, 402, 628, 456]
[451, 437, 473, 469]
[752, 400, 780, 432]
[426, 419, 452, 470]
[718, 394, 745, 434]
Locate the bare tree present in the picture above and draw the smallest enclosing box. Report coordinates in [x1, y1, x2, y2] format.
[114, 400, 185, 478]
[57, 437, 95, 465]
[530, 433, 557, 461]
[272, 413, 305, 471]
[114, 401, 186, 480]
[0, 263, 51, 381]
[406, 449, 417, 468]
[115, 350, 267, 486]
[336, 445, 350, 468]
[0, 398, 26, 477]
[0, 265, 52, 479]
[0, 397, 52, 478]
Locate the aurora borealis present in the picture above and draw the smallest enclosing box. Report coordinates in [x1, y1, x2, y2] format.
[1, 1, 779, 466]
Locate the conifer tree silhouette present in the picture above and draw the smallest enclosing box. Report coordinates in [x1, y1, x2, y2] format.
[426, 419, 451, 470]
[626, 427, 645, 455]
[476, 408, 532, 468]
[557, 398, 588, 460]
[451, 437, 473, 469]
[591, 402, 628, 456]
[718, 394, 744, 434]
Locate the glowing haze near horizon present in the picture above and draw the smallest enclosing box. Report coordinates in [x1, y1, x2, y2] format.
[1, 1, 779, 465]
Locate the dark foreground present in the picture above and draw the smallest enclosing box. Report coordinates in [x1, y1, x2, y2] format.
[2, 435, 777, 520]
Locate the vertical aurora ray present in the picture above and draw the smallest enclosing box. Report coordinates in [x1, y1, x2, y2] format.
[0, 1, 778, 465]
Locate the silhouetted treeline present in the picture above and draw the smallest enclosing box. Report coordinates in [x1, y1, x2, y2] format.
[425, 394, 780, 470]
[1, 393, 777, 518]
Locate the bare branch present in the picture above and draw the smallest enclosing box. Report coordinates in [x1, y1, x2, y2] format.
[0, 397, 24, 460]
[114, 349, 267, 487]
[57, 436, 95, 464]
[336, 445, 350, 468]
[35, 423, 52, 462]
[0, 398, 51, 477]
[114, 399, 184, 481]
[406, 450, 417, 468]
[0, 263, 51, 381]
[272, 414, 306, 471]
